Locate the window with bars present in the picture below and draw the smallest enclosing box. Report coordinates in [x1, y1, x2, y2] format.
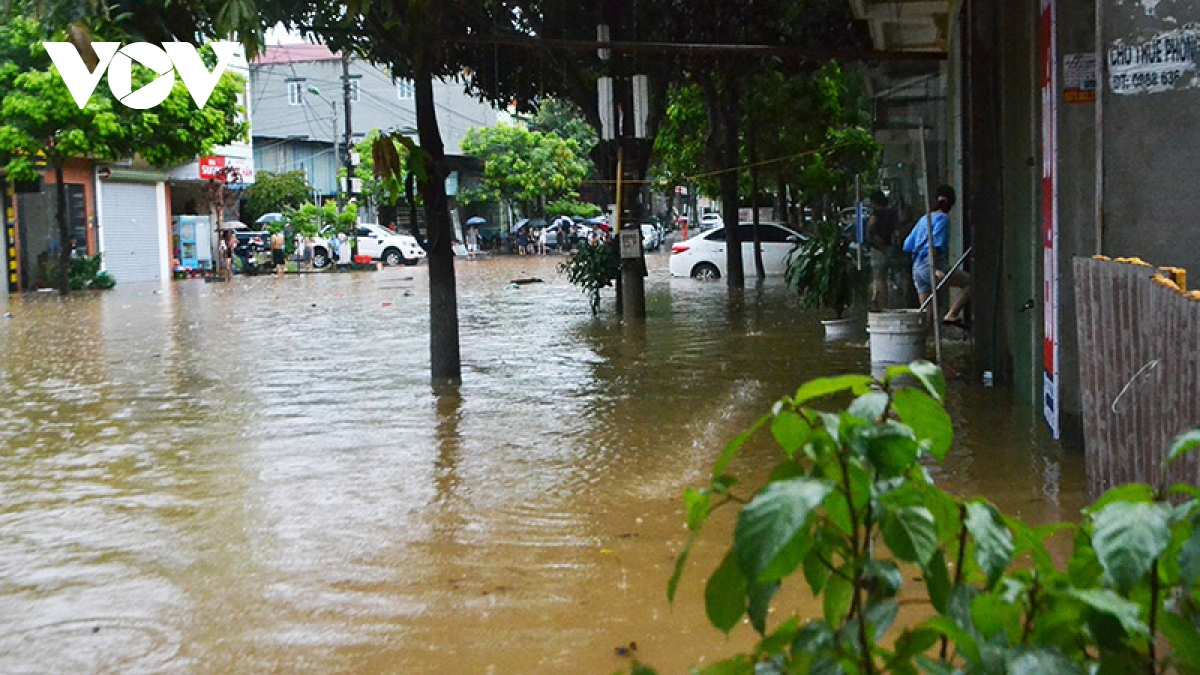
[287, 81, 303, 106]
[395, 79, 414, 100]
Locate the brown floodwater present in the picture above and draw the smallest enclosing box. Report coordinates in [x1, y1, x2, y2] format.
[0, 253, 1087, 674]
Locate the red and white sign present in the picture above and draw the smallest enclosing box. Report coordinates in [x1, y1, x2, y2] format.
[1040, 0, 1060, 439]
[198, 155, 255, 183]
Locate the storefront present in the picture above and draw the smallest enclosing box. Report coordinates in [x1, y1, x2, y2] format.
[95, 167, 171, 284]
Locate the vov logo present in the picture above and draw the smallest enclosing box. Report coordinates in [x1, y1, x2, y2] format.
[43, 41, 239, 110]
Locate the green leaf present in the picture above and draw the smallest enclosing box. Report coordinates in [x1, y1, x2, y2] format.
[864, 560, 904, 599]
[713, 415, 768, 479]
[823, 566, 854, 626]
[804, 546, 832, 595]
[907, 360, 946, 403]
[1084, 482, 1156, 515]
[706, 550, 748, 633]
[863, 598, 899, 641]
[684, 488, 711, 531]
[1167, 428, 1200, 466]
[794, 374, 873, 406]
[923, 549, 952, 613]
[1065, 587, 1149, 636]
[1004, 647, 1085, 675]
[1160, 611, 1200, 672]
[734, 478, 832, 583]
[668, 531, 698, 603]
[1091, 501, 1171, 594]
[758, 616, 800, 656]
[862, 423, 920, 477]
[891, 388, 953, 462]
[1178, 522, 1200, 586]
[889, 627, 940, 665]
[1068, 528, 1104, 587]
[692, 654, 756, 675]
[882, 505, 939, 566]
[849, 391, 890, 422]
[919, 615, 980, 665]
[914, 655, 956, 675]
[747, 581, 780, 635]
[770, 411, 810, 457]
[964, 501, 1014, 589]
[758, 529, 813, 583]
[971, 593, 1021, 643]
[1169, 483, 1200, 500]
[791, 620, 835, 654]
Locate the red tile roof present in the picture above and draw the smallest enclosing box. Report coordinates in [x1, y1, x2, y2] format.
[252, 43, 341, 65]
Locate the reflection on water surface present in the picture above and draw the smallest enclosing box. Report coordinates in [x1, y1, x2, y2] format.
[0, 255, 1085, 673]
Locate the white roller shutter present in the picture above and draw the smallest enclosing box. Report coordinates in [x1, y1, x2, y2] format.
[99, 181, 163, 283]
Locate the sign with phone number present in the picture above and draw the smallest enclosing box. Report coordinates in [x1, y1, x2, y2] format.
[1109, 27, 1200, 95]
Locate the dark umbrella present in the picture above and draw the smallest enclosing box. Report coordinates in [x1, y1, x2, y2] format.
[465, 216, 487, 226]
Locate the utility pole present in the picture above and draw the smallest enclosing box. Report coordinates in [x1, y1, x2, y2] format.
[341, 53, 358, 255]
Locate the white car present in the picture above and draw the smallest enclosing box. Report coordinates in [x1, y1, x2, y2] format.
[312, 223, 426, 268]
[669, 222, 806, 280]
[699, 213, 723, 230]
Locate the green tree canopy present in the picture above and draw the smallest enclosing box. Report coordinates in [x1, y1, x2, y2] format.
[0, 9, 245, 292]
[243, 170, 310, 224]
[459, 124, 588, 219]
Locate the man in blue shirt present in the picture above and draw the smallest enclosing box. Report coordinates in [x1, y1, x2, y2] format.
[903, 185, 970, 326]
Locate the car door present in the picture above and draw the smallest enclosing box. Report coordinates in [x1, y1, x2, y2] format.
[738, 224, 801, 275]
[357, 226, 381, 259]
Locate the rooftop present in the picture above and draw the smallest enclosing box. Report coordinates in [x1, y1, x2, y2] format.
[252, 43, 341, 66]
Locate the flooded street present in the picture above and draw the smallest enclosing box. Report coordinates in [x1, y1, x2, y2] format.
[0, 253, 1087, 674]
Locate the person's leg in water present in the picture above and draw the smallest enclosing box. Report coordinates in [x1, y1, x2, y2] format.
[940, 268, 970, 325]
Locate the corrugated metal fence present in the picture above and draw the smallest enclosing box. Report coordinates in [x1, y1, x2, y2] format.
[1074, 257, 1200, 497]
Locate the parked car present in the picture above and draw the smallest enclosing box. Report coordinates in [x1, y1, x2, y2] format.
[838, 204, 872, 240]
[669, 222, 806, 279]
[699, 212, 724, 230]
[310, 223, 426, 268]
[543, 217, 578, 249]
[641, 223, 662, 251]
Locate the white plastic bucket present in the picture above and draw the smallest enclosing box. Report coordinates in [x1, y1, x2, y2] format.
[867, 310, 927, 364]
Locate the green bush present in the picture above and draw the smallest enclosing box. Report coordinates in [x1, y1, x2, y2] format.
[68, 253, 114, 290]
[631, 362, 1200, 674]
[557, 240, 617, 315]
[785, 220, 867, 319]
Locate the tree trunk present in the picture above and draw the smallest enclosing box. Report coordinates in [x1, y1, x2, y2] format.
[700, 72, 744, 288]
[54, 161, 71, 295]
[749, 127, 764, 280]
[413, 56, 462, 384]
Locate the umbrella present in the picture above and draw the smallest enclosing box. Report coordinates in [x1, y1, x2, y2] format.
[465, 216, 487, 226]
[594, 222, 611, 232]
[511, 218, 529, 234]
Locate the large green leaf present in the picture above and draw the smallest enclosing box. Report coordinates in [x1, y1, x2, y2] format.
[863, 598, 899, 641]
[1004, 647, 1085, 675]
[848, 391, 890, 422]
[770, 410, 810, 457]
[685, 487, 711, 531]
[1179, 518, 1200, 585]
[706, 550, 748, 633]
[1167, 428, 1200, 466]
[1083, 482, 1155, 515]
[793, 374, 873, 406]
[823, 566, 854, 626]
[693, 654, 756, 675]
[919, 615, 980, 665]
[907, 360, 946, 403]
[804, 546, 832, 595]
[882, 505, 938, 566]
[712, 414, 768, 479]
[734, 478, 832, 583]
[964, 501, 1014, 589]
[891, 387, 953, 461]
[1064, 587, 1149, 636]
[924, 549, 952, 613]
[1091, 501, 1171, 594]
[861, 423, 920, 477]
[668, 530, 698, 603]
[747, 581, 780, 635]
[1160, 611, 1200, 672]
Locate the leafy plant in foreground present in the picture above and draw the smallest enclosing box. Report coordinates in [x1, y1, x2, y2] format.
[558, 241, 617, 316]
[628, 362, 1200, 674]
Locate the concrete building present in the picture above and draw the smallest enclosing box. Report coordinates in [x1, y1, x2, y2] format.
[853, 0, 1200, 448]
[250, 44, 497, 201]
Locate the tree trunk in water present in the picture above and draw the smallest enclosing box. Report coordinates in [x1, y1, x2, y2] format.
[700, 74, 744, 288]
[54, 161, 70, 295]
[749, 128, 764, 280]
[413, 58, 461, 384]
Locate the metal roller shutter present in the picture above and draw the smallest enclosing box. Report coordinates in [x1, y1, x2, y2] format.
[100, 182, 162, 283]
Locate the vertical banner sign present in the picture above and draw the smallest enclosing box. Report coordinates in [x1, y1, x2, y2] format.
[1040, 0, 1061, 438]
[4, 184, 16, 293]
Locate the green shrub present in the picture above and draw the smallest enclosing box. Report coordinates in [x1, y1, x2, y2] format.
[557, 240, 617, 315]
[66, 253, 114, 290]
[630, 362, 1200, 674]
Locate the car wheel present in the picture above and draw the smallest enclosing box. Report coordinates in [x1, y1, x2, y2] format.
[692, 262, 720, 280]
[312, 248, 330, 269]
[382, 248, 403, 267]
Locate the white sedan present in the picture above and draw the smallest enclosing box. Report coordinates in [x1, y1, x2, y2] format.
[669, 222, 806, 280]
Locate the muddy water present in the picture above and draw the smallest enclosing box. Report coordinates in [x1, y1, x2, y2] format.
[0, 254, 1087, 674]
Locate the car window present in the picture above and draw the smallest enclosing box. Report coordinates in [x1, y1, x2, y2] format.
[357, 227, 373, 237]
[738, 223, 795, 243]
[705, 228, 726, 242]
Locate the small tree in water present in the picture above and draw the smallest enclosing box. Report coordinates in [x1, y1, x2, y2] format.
[558, 241, 617, 316]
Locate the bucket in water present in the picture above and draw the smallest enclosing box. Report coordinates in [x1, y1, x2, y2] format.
[867, 310, 927, 364]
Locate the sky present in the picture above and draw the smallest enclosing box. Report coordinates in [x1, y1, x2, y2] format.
[264, 23, 306, 45]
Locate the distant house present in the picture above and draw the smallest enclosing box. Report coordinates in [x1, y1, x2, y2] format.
[250, 44, 497, 222]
